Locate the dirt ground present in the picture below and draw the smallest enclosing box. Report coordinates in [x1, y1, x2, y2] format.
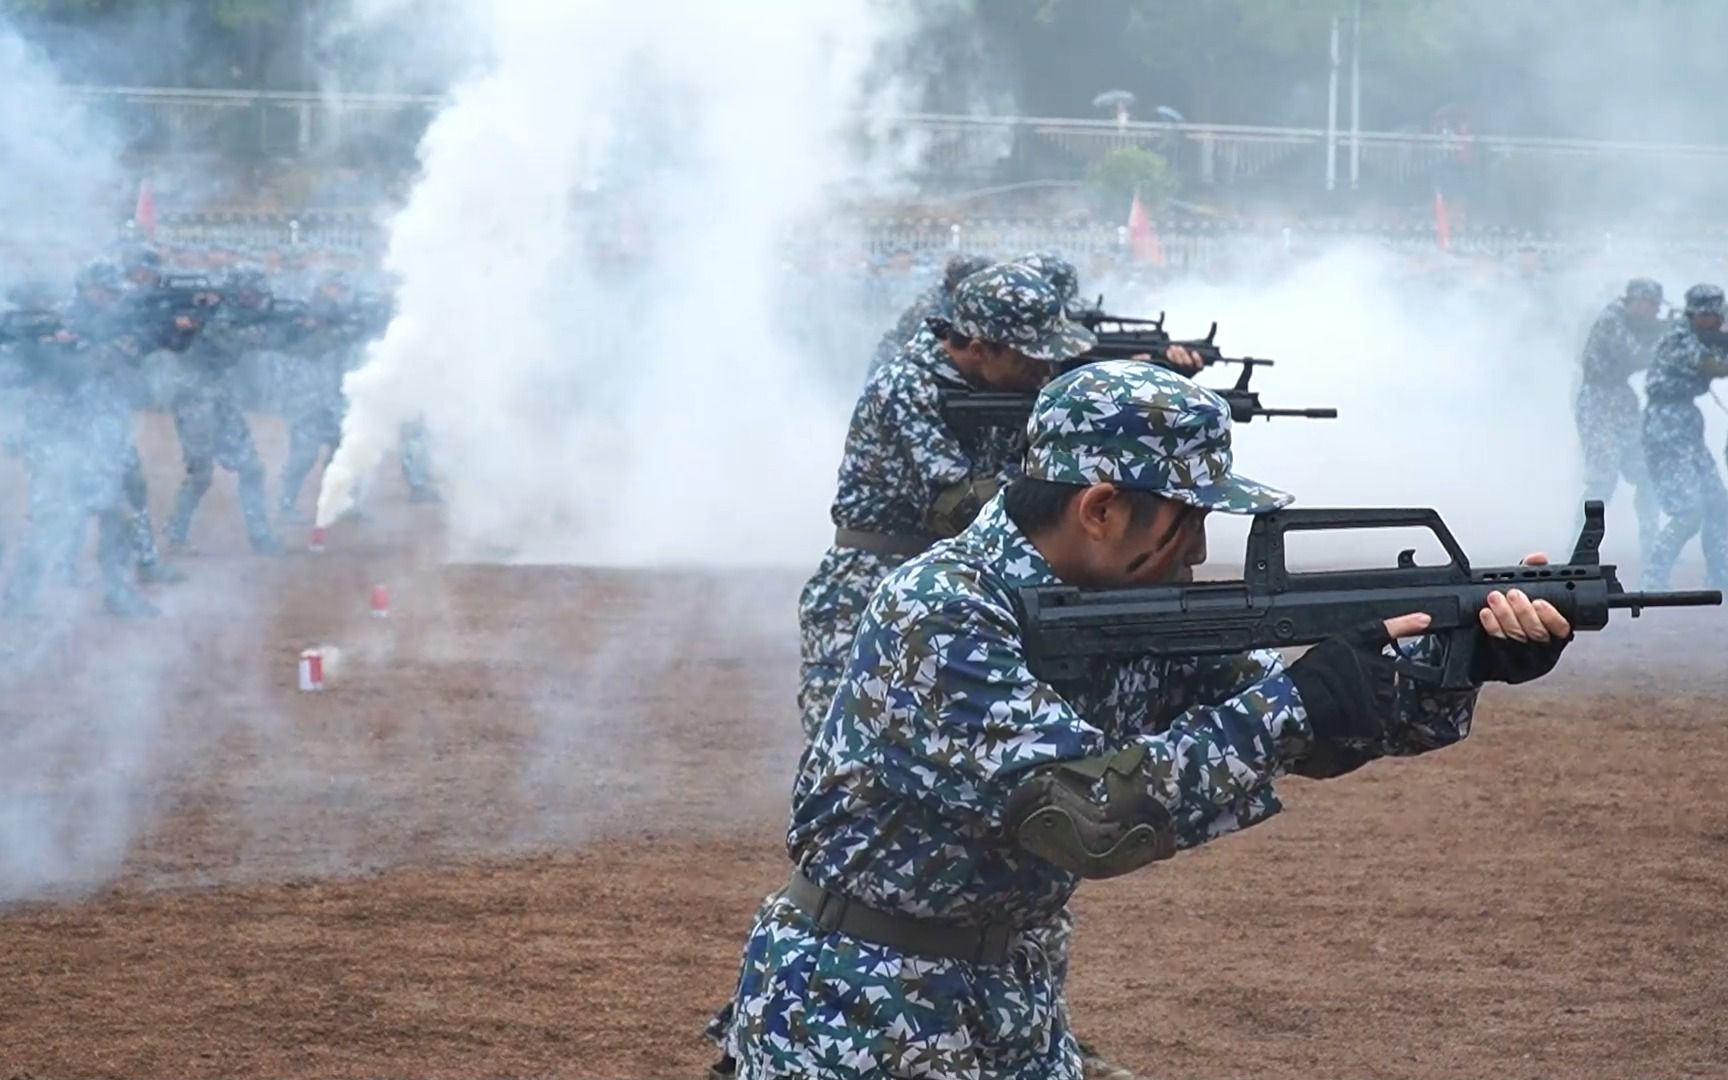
[3, 415, 1727, 1079]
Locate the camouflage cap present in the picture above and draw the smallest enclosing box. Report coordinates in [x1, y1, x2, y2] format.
[950, 263, 1096, 363]
[1025, 360, 1292, 514]
[1625, 278, 1663, 303]
[1683, 283, 1724, 315]
[1011, 251, 1080, 308]
[941, 253, 993, 295]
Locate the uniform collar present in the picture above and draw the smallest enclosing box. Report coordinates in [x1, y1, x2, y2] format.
[960, 494, 1061, 589]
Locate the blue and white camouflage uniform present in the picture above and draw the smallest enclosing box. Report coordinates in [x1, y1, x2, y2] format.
[720, 362, 1479, 1080]
[163, 308, 278, 552]
[1640, 284, 1728, 588]
[798, 264, 1097, 740]
[867, 255, 993, 377]
[1575, 281, 1662, 556]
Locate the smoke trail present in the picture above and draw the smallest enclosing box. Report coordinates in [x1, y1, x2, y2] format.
[318, 0, 916, 567]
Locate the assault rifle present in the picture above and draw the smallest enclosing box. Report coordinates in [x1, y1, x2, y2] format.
[941, 357, 1337, 434]
[1016, 501, 1719, 691]
[134, 275, 223, 351]
[0, 308, 64, 348]
[1072, 301, 1274, 376]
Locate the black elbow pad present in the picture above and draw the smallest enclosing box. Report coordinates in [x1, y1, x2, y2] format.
[1004, 745, 1177, 879]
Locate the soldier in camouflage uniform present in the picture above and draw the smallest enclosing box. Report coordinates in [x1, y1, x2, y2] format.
[868, 254, 993, 375]
[63, 260, 184, 585]
[275, 273, 362, 520]
[1640, 283, 1728, 589]
[162, 274, 283, 554]
[3, 312, 159, 617]
[798, 263, 1096, 742]
[1575, 278, 1664, 557]
[1011, 251, 1081, 311]
[398, 417, 441, 503]
[715, 361, 1573, 1080]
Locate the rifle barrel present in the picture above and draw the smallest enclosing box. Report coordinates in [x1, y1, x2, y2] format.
[1257, 407, 1339, 419]
[1610, 590, 1722, 609]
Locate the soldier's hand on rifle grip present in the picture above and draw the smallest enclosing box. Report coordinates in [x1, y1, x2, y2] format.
[1287, 620, 1407, 744]
[1162, 344, 1206, 373]
[1470, 553, 1573, 685]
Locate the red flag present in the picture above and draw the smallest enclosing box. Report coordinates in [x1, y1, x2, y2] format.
[1433, 188, 1450, 252]
[134, 177, 156, 241]
[1127, 192, 1164, 265]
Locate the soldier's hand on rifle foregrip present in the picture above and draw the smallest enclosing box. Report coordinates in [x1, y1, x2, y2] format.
[1478, 553, 1574, 643]
[1470, 553, 1574, 684]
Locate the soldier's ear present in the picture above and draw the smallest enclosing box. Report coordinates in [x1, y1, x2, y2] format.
[1072, 483, 1128, 542]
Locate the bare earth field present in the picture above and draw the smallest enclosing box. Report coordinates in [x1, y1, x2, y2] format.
[2, 415, 1727, 1079]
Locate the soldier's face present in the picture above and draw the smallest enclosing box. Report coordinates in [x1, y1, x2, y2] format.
[952, 340, 1047, 391]
[1627, 297, 1659, 321]
[1068, 486, 1209, 587]
[1689, 311, 1724, 333]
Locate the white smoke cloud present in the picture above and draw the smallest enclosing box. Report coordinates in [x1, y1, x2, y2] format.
[318, 0, 920, 568]
[1095, 242, 1728, 577]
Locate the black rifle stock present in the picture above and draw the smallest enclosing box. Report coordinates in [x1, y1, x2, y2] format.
[1016, 501, 1719, 691]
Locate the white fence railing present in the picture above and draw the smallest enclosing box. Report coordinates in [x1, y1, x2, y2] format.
[144, 210, 1728, 272]
[42, 85, 1728, 189]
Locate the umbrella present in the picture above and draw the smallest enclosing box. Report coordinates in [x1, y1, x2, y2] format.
[1092, 90, 1136, 112]
[1153, 106, 1185, 124]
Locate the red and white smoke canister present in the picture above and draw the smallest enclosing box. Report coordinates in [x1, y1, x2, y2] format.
[309, 526, 326, 553]
[370, 584, 390, 619]
[298, 649, 324, 692]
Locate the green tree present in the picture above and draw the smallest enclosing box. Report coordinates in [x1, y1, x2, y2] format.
[1085, 146, 1175, 217]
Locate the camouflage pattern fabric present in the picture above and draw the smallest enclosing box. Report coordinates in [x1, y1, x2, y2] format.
[720, 497, 1479, 1080]
[164, 319, 274, 548]
[868, 256, 996, 376]
[3, 340, 149, 610]
[1008, 252, 1081, 310]
[1640, 326, 1728, 587]
[1025, 362, 1291, 511]
[724, 362, 1478, 1079]
[1575, 298, 1660, 556]
[948, 264, 1095, 361]
[800, 331, 1027, 738]
[869, 283, 948, 376]
[273, 322, 358, 513]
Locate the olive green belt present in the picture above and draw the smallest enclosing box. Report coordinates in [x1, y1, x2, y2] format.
[783, 869, 1016, 966]
[833, 527, 938, 558]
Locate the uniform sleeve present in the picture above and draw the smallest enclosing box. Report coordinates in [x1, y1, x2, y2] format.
[1165, 636, 1477, 761]
[855, 572, 1309, 846]
[883, 371, 975, 507]
[1579, 314, 1625, 383]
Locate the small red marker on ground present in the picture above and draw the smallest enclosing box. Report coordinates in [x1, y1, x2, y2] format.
[298, 649, 324, 692]
[370, 584, 390, 619]
[309, 526, 326, 553]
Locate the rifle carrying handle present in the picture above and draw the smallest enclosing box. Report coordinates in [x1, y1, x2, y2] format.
[1244, 508, 1471, 592]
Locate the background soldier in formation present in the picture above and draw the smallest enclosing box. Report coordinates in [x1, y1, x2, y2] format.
[0, 237, 433, 617]
[2, 301, 159, 616]
[162, 273, 282, 555]
[1575, 277, 1665, 557]
[276, 272, 363, 521]
[797, 263, 1095, 742]
[867, 253, 992, 376]
[1640, 283, 1728, 589]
